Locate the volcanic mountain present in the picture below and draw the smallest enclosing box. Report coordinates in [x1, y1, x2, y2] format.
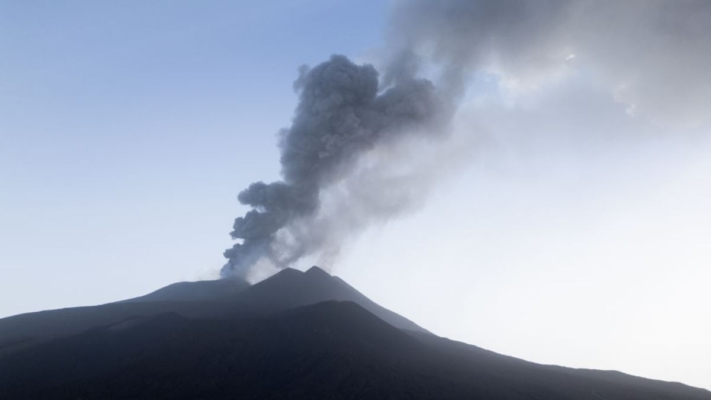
[0, 267, 708, 399]
[0, 267, 424, 355]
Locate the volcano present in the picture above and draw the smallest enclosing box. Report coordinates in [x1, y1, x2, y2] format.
[0, 267, 708, 399]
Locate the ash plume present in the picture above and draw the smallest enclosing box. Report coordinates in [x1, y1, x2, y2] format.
[224, 0, 711, 278]
[222, 55, 448, 278]
[389, 0, 711, 127]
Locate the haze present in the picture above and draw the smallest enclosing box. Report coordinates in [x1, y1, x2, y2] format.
[1, 0, 709, 390]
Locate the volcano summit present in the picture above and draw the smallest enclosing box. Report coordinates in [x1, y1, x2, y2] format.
[0, 267, 708, 400]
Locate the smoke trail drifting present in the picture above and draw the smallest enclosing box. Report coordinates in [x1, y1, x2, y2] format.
[222, 55, 448, 277]
[224, 0, 711, 278]
[389, 0, 711, 127]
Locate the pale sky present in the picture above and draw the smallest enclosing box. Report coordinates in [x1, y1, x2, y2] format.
[1, 0, 709, 391]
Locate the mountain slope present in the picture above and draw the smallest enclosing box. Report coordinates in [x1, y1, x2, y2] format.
[226, 266, 427, 332]
[0, 278, 251, 355]
[123, 277, 250, 303]
[0, 301, 708, 400]
[0, 266, 425, 354]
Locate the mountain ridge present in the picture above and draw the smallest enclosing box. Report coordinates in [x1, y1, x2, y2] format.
[0, 300, 708, 400]
[0, 267, 708, 399]
[123, 277, 250, 303]
[0, 266, 426, 354]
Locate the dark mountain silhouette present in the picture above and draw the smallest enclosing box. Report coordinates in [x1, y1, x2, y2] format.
[0, 266, 424, 355]
[227, 266, 427, 332]
[0, 267, 708, 399]
[123, 277, 250, 303]
[0, 301, 708, 400]
[0, 280, 247, 356]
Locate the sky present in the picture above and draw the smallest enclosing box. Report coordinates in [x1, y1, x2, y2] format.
[1, 0, 710, 391]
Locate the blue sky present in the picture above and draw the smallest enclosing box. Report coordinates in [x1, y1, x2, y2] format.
[0, 0, 387, 312]
[1, 0, 710, 391]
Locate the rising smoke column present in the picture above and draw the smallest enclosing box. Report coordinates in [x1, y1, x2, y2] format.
[222, 55, 446, 278]
[224, 0, 711, 278]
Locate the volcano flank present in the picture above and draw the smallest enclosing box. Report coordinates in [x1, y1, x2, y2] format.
[0, 267, 708, 399]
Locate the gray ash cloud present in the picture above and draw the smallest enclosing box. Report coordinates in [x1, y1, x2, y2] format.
[223, 0, 711, 278]
[222, 55, 446, 277]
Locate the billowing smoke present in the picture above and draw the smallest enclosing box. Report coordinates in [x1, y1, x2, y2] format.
[223, 0, 711, 278]
[389, 0, 711, 128]
[222, 55, 449, 277]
